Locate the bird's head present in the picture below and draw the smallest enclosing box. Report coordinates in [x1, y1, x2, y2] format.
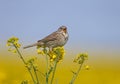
[58, 26, 67, 33]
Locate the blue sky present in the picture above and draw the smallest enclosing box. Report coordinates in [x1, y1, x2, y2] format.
[0, 0, 120, 54]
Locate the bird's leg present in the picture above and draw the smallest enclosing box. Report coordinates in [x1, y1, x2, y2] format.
[49, 47, 53, 53]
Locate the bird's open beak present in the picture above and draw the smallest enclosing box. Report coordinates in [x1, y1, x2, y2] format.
[63, 28, 67, 33]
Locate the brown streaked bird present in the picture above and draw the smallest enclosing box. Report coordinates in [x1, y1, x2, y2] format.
[23, 26, 69, 51]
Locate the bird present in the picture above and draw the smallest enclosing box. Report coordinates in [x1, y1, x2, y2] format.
[23, 26, 69, 51]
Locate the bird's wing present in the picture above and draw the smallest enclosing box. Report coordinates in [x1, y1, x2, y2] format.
[38, 31, 58, 43]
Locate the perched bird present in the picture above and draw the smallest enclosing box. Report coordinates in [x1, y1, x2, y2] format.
[23, 26, 69, 51]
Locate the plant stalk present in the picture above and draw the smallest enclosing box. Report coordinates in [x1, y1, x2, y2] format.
[70, 62, 84, 84]
[50, 59, 58, 84]
[33, 65, 40, 84]
[14, 44, 36, 84]
[45, 51, 49, 84]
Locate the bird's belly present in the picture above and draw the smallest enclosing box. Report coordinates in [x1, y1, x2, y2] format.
[57, 38, 67, 46]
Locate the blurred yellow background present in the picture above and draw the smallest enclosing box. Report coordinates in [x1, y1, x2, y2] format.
[0, 48, 120, 84]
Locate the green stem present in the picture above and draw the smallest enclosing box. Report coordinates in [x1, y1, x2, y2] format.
[28, 69, 36, 84]
[70, 62, 84, 84]
[33, 66, 40, 84]
[50, 59, 58, 84]
[14, 45, 26, 64]
[14, 45, 36, 84]
[45, 54, 49, 84]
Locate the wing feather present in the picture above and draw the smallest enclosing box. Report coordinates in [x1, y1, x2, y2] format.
[38, 31, 58, 43]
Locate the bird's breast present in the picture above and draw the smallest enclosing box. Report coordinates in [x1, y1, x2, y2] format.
[58, 32, 68, 46]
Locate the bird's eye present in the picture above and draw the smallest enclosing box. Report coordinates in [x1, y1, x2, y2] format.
[59, 27, 63, 30]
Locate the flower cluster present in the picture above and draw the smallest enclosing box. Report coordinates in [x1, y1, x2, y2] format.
[73, 53, 88, 64]
[26, 57, 38, 71]
[37, 46, 65, 62]
[37, 48, 45, 55]
[47, 47, 65, 62]
[7, 37, 21, 53]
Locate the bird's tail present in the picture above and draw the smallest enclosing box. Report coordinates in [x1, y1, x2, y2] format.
[23, 43, 38, 49]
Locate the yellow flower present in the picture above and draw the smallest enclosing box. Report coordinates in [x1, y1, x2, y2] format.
[74, 52, 88, 64]
[6, 42, 11, 46]
[7, 36, 18, 43]
[12, 50, 17, 53]
[73, 59, 77, 63]
[26, 57, 38, 70]
[48, 51, 56, 62]
[48, 47, 65, 62]
[7, 36, 21, 48]
[7, 37, 21, 54]
[85, 65, 90, 70]
[14, 42, 21, 48]
[37, 49, 45, 55]
[81, 53, 88, 60]
[52, 55, 56, 59]
[50, 59, 54, 62]
[37, 46, 65, 62]
[27, 57, 37, 63]
[8, 48, 17, 54]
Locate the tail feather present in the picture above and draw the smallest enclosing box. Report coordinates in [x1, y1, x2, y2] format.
[23, 43, 38, 49]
